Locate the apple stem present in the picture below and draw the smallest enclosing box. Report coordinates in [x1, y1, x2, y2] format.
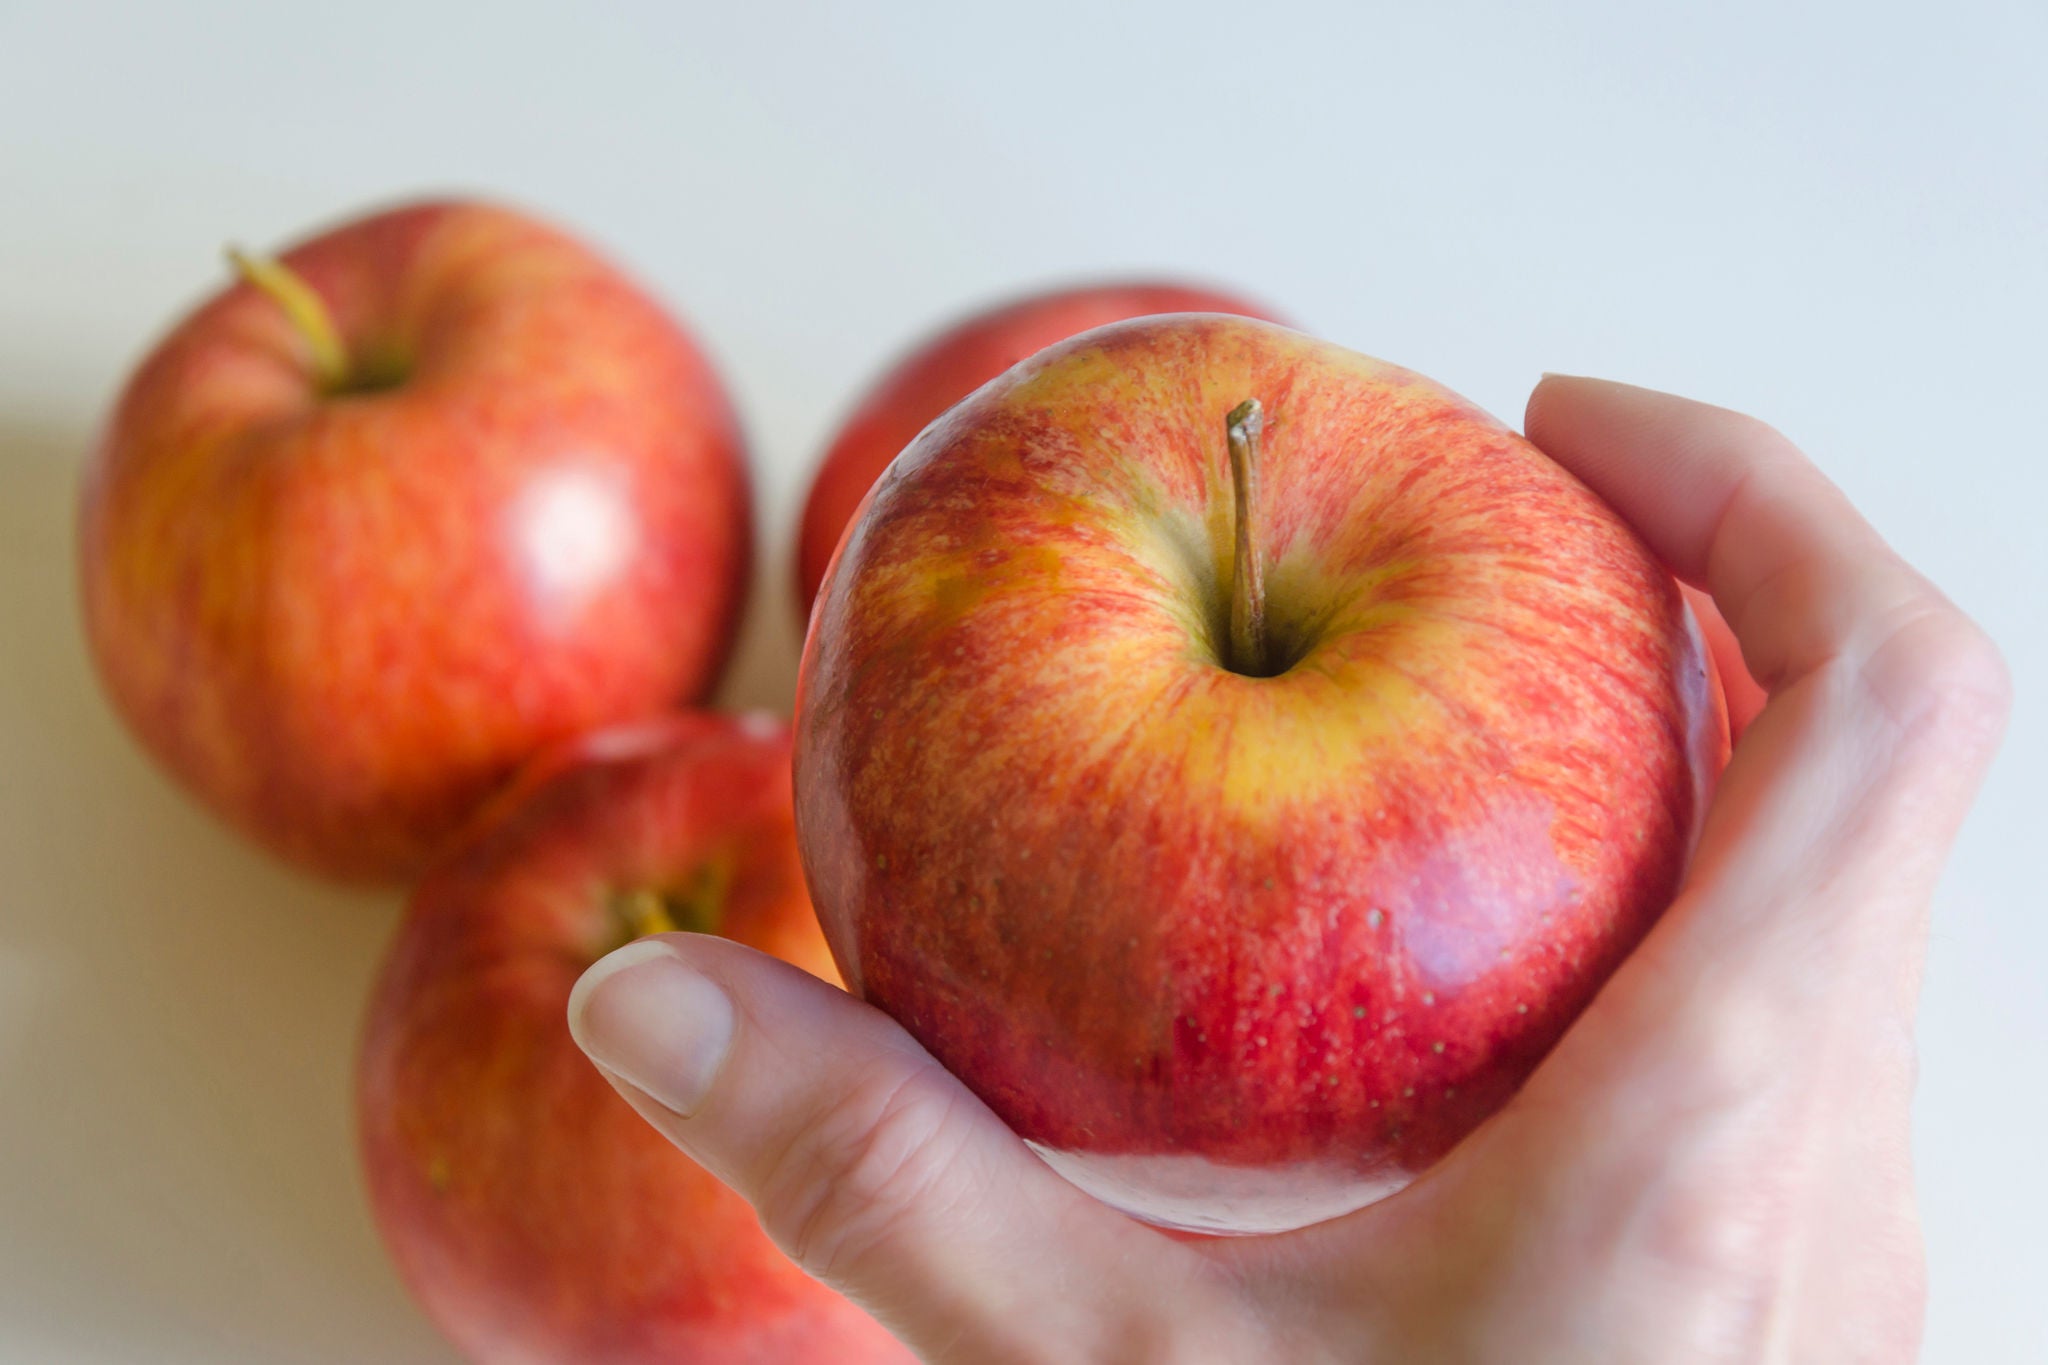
[1227, 398, 1269, 676]
[225, 246, 349, 391]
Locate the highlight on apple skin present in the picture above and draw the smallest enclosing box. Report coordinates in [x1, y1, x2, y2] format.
[795, 280, 1279, 616]
[794, 314, 1730, 1234]
[357, 713, 908, 1365]
[78, 199, 753, 882]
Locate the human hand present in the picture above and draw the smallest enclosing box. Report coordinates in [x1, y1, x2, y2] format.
[567, 376, 2009, 1363]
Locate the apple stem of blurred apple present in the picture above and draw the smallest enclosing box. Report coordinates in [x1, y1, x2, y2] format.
[1227, 398, 1269, 675]
[225, 246, 350, 391]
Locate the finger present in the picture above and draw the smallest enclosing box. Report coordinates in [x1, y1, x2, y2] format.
[1526, 375, 1998, 715]
[1517, 374, 2008, 1070]
[1513, 377, 2006, 1190]
[566, 935, 1252, 1363]
[1525, 375, 2008, 904]
[1680, 583, 1767, 742]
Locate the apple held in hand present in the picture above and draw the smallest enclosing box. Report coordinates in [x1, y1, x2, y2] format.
[358, 714, 905, 1364]
[794, 315, 1728, 1234]
[796, 281, 1276, 614]
[78, 200, 751, 881]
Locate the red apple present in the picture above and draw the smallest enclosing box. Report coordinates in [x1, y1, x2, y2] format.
[78, 199, 751, 881]
[794, 315, 1729, 1233]
[795, 281, 1278, 614]
[358, 713, 907, 1364]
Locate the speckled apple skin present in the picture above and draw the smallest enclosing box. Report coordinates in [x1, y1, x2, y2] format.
[794, 316, 1728, 1196]
[796, 282, 1277, 614]
[358, 714, 907, 1365]
[79, 200, 751, 882]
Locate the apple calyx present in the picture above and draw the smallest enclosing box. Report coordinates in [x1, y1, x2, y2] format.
[617, 888, 684, 939]
[225, 246, 351, 392]
[608, 860, 732, 953]
[1225, 397, 1270, 676]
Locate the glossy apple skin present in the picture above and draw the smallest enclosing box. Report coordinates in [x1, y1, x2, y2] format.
[796, 282, 1277, 614]
[358, 714, 907, 1365]
[79, 200, 751, 882]
[795, 315, 1728, 1228]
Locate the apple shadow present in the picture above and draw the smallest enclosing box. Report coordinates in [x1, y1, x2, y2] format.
[0, 418, 452, 1362]
[713, 528, 806, 718]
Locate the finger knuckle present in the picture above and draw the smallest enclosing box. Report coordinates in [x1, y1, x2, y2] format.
[1864, 603, 2011, 748]
[756, 1067, 972, 1283]
[1720, 409, 1800, 461]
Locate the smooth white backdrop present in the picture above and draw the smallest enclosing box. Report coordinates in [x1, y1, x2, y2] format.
[2, 2, 2041, 1360]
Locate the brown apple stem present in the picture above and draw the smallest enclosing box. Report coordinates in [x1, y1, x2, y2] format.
[225, 246, 349, 391]
[1227, 398, 1269, 675]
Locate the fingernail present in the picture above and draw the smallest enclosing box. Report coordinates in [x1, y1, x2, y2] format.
[567, 939, 735, 1117]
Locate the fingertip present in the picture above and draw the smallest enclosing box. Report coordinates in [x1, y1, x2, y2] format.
[568, 936, 736, 1119]
[565, 936, 672, 1051]
[1525, 371, 1646, 440]
[1525, 372, 1601, 451]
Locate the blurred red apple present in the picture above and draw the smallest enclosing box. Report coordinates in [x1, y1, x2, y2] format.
[795, 315, 1729, 1233]
[78, 199, 752, 881]
[795, 281, 1277, 614]
[358, 713, 906, 1364]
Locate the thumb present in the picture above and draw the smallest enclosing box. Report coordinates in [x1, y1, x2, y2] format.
[566, 934, 1223, 1362]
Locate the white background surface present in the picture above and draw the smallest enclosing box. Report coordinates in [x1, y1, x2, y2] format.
[2, 2, 2042, 1360]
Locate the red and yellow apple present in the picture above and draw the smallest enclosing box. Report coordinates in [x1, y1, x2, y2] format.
[794, 315, 1728, 1233]
[358, 713, 906, 1364]
[78, 199, 751, 881]
[796, 281, 1277, 614]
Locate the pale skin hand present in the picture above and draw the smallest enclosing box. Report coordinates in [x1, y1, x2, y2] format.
[567, 376, 2011, 1364]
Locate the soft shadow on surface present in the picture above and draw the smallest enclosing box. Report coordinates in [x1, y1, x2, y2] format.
[713, 535, 806, 719]
[0, 418, 453, 1363]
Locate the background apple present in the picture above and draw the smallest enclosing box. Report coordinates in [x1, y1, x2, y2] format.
[78, 199, 752, 882]
[795, 281, 1277, 614]
[795, 314, 1729, 1233]
[357, 713, 907, 1364]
